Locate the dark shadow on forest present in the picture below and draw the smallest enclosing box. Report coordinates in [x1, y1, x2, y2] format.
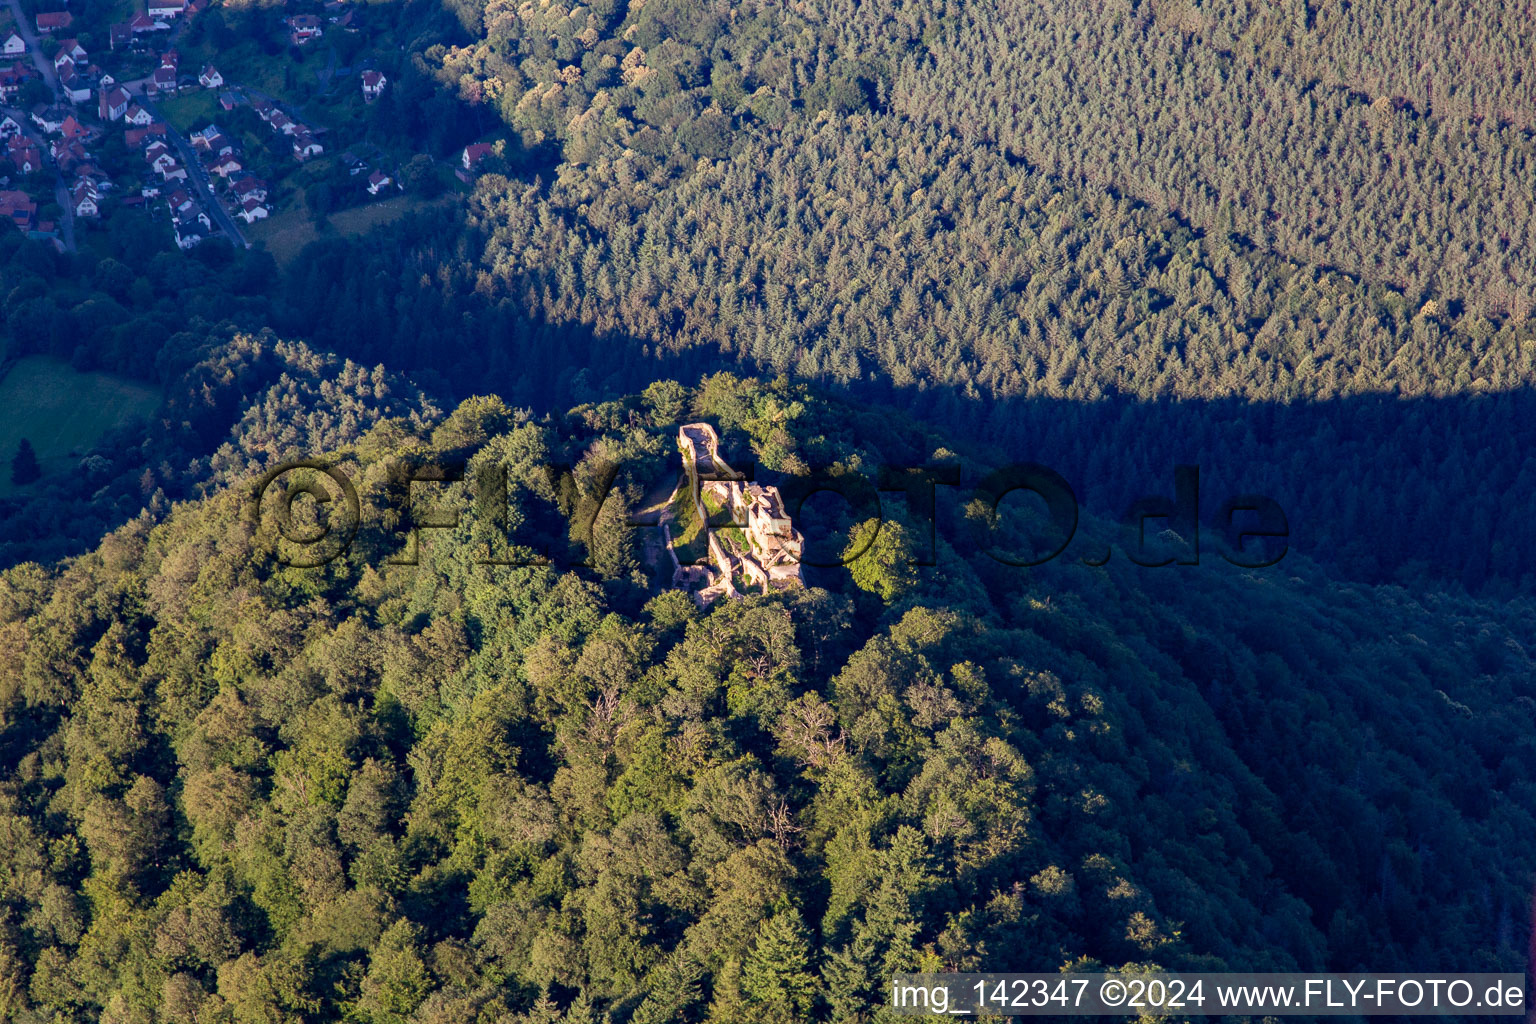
[0, 213, 1530, 599]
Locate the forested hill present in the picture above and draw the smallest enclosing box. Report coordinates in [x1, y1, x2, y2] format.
[0, 373, 1530, 1023]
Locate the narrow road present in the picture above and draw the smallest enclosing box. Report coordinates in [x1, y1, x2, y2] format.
[128, 89, 250, 247]
[4, 0, 59, 93]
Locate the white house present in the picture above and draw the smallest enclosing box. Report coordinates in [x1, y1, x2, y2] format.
[0, 115, 21, 139]
[59, 68, 92, 104]
[285, 14, 322, 42]
[52, 39, 86, 67]
[172, 211, 202, 248]
[70, 180, 98, 217]
[366, 169, 391, 194]
[147, 0, 186, 18]
[462, 142, 493, 170]
[1, 33, 24, 56]
[30, 106, 66, 133]
[237, 197, 267, 223]
[144, 141, 174, 171]
[7, 136, 39, 174]
[230, 176, 266, 203]
[34, 12, 72, 34]
[291, 131, 322, 160]
[209, 154, 241, 178]
[360, 70, 385, 102]
[149, 64, 176, 94]
[197, 64, 222, 88]
[123, 104, 154, 126]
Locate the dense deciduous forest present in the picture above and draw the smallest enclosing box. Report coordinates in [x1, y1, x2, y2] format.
[0, 376, 1531, 1024]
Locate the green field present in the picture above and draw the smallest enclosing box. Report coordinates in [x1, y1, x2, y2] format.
[250, 193, 455, 268]
[154, 91, 221, 134]
[0, 357, 161, 497]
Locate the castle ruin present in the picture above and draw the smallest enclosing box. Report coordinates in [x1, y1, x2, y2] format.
[665, 423, 804, 604]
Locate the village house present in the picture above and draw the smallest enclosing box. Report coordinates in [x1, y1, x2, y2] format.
[237, 196, 266, 223]
[172, 203, 207, 248]
[286, 15, 322, 44]
[165, 187, 192, 211]
[146, 0, 186, 19]
[123, 104, 154, 126]
[190, 124, 226, 149]
[148, 52, 178, 94]
[0, 190, 36, 231]
[0, 64, 30, 102]
[52, 39, 86, 71]
[59, 116, 86, 141]
[143, 139, 172, 167]
[198, 64, 222, 88]
[29, 105, 66, 133]
[158, 159, 186, 182]
[360, 70, 386, 102]
[462, 142, 493, 171]
[366, 168, 391, 194]
[268, 110, 295, 134]
[229, 175, 266, 203]
[217, 90, 237, 110]
[149, 64, 176, 93]
[201, 146, 240, 177]
[125, 122, 166, 147]
[128, 13, 167, 34]
[0, 115, 20, 139]
[58, 66, 92, 104]
[291, 130, 322, 160]
[70, 179, 98, 217]
[1, 33, 24, 56]
[34, 11, 72, 34]
[7, 136, 40, 174]
[51, 138, 86, 173]
[108, 23, 131, 49]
